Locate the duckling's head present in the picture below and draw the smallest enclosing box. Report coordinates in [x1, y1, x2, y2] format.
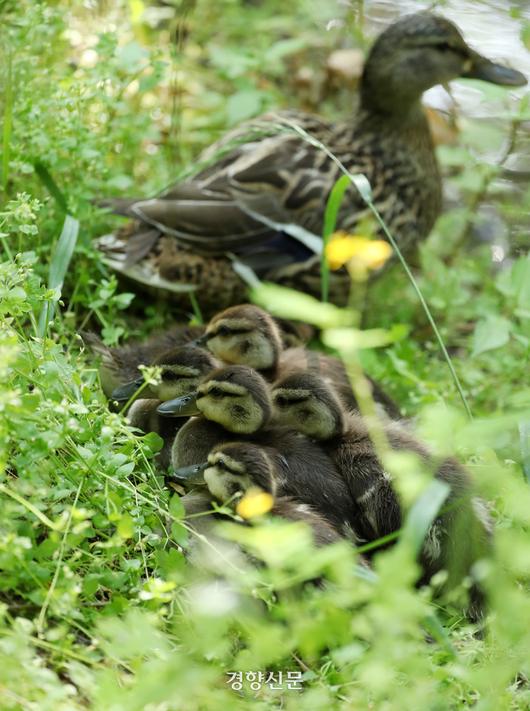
[203, 304, 283, 370]
[204, 442, 276, 502]
[158, 365, 272, 434]
[111, 345, 216, 402]
[362, 12, 526, 114]
[272, 372, 345, 440]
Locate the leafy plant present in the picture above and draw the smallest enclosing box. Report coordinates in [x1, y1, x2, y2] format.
[0, 1, 529, 709]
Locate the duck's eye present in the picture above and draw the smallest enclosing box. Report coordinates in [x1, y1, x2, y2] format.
[436, 41, 453, 52]
[275, 396, 288, 407]
[217, 325, 231, 337]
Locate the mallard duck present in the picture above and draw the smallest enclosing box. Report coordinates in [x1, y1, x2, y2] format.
[97, 12, 525, 311]
[198, 303, 400, 415]
[271, 370, 491, 613]
[82, 326, 204, 398]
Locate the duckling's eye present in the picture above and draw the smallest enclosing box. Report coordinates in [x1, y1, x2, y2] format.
[162, 371, 179, 381]
[209, 387, 225, 397]
[436, 41, 453, 52]
[217, 325, 231, 337]
[217, 459, 227, 471]
[275, 396, 288, 407]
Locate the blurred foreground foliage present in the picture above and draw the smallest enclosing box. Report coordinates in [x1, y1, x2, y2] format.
[0, 0, 529, 708]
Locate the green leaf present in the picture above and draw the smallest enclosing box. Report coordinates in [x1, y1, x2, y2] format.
[38, 214, 79, 337]
[252, 282, 355, 328]
[226, 90, 263, 125]
[400, 479, 450, 556]
[115, 41, 148, 72]
[171, 522, 188, 546]
[471, 315, 511, 357]
[323, 326, 401, 353]
[117, 513, 135, 540]
[169, 494, 185, 520]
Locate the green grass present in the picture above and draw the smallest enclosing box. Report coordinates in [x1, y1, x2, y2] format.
[0, 1, 529, 709]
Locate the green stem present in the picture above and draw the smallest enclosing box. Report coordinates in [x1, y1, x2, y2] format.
[2, 46, 13, 194]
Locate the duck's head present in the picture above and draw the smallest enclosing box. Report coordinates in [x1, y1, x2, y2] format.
[157, 365, 272, 434]
[199, 304, 283, 370]
[203, 442, 276, 503]
[272, 372, 345, 440]
[362, 11, 527, 114]
[111, 345, 216, 403]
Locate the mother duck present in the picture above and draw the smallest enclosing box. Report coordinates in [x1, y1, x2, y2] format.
[97, 12, 525, 311]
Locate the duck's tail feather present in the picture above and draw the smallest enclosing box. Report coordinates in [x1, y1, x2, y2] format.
[95, 197, 144, 217]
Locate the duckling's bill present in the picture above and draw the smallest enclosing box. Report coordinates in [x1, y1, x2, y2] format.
[189, 333, 209, 347]
[170, 461, 208, 484]
[157, 391, 200, 416]
[111, 377, 144, 402]
[462, 51, 527, 86]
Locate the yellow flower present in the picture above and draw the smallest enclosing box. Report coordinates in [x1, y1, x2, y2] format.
[325, 232, 392, 271]
[236, 488, 274, 519]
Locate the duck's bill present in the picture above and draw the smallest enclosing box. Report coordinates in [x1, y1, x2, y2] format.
[157, 392, 200, 417]
[463, 52, 527, 86]
[111, 377, 144, 402]
[170, 461, 208, 485]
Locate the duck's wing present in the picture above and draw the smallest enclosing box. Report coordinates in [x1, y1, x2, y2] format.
[99, 111, 362, 263]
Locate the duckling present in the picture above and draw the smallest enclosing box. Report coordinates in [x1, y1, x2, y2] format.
[203, 441, 342, 547]
[271, 371, 491, 610]
[158, 365, 271, 474]
[175, 441, 351, 547]
[157, 364, 274, 434]
[198, 304, 399, 415]
[97, 12, 526, 311]
[82, 325, 204, 399]
[111, 344, 218, 403]
[173, 449, 342, 548]
[108, 345, 217, 471]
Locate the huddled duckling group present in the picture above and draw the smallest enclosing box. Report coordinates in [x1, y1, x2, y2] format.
[87, 304, 491, 618]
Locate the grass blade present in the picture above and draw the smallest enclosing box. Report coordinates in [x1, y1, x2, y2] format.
[38, 214, 79, 337]
[34, 161, 68, 212]
[188, 291, 204, 325]
[321, 174, 351, 302]
[519, 419, 530, 483]
[2, 45, 13, 193]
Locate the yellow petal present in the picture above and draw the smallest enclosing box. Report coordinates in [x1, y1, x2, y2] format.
[325, 233, 392, 271]
[236, 488, 274, 519]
